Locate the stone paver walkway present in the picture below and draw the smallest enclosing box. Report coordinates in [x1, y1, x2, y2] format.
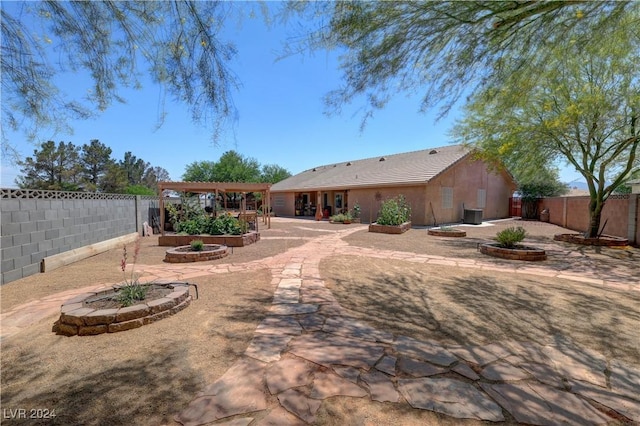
[2, 222, 639, 425]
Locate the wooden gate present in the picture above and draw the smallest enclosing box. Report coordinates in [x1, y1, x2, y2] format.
[509, 197, 522, 217]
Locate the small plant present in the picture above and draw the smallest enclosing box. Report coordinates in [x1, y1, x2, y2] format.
[117, 283, 148, 307]
[176, 217, 205, 235]
[190, 240, 204, 251]
[351, 203, 361, 219]
[330, 212, 352, 223]
[376, 195, 411, 226]
[439, 225, 454, 232]
[118, 237, 148, 307]
[496, 226, 527, 248]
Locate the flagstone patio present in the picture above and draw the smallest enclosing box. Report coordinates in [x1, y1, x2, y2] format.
[2, 218, 638, 425]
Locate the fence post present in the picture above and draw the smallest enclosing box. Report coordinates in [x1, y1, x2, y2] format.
[135, 195, 142, 235]
[628, 194, 638, 245]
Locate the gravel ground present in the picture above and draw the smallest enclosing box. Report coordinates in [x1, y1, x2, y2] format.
[1, 217, 638, 425]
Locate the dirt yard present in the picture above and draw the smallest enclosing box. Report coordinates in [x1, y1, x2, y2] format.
[1, 218, 638, 425]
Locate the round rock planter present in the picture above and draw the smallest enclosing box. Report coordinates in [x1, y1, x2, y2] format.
[480, 243, 547, 261]
[554, 233, 629, 247]
[428, 228, 467, 237]
[164, 244, 229, 263]
[54, 282, 192, 336]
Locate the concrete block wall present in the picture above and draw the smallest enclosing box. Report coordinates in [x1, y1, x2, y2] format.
[539, 194, 638, 246]
[1, 189, 159, 285]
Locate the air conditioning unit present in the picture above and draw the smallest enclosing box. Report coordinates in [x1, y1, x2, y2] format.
[463, 208, 483, 225]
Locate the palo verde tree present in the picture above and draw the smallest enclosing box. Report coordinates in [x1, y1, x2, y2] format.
[1, 1, 255, 157]
[285, 2, 637, 124]
[454, 22, 639, 238]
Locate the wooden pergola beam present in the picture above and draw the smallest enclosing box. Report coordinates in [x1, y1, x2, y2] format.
[158, 181, 271, 193]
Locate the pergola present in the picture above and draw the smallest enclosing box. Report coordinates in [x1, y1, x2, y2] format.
[157, 181, 271, 235]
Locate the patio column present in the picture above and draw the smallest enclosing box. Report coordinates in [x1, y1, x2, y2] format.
[315, 192, 323, 220]
[159, 187, 165, 236]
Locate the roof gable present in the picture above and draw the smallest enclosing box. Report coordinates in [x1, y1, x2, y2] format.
[272, 145, 470, 191]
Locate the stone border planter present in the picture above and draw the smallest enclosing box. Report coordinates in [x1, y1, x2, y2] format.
[480, 243, 546, 261]
[368, 222, 412, 234]
[554, 233, 629, 247]
[164, 244, 229, 263]
[159, 231, 259, 247]
[54, 282, 192, 336]
[428, 228, 467, 237]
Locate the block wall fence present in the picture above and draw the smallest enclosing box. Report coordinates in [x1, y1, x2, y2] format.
[1, 188, 159, 285]
[538, 194, 639, 246]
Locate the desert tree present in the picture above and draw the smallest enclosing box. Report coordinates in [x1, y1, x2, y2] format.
[453, 22, 639, 238]
[260, 164, 291, 184]
[283, 1, 637, 124]
[1, 0, 258, 157]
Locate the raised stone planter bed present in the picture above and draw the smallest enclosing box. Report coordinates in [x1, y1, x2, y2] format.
[480, 243, 546, 261]
[164, 244, 229, 263]
[554, 233, 629, 247]
[159, 231, 259, 247]
[428, 228, 467, 237]
[54, 282, 192, 336]
[369, 222, 412, 234]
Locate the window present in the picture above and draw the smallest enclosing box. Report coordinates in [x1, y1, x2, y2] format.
[335, 193, 343, 209]
[274, 195, 285, 207]
[477, 189, 487, 209]
[441, 187, 453, 209]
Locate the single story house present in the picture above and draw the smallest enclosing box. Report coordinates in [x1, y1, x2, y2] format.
[270, 145, 517, 226]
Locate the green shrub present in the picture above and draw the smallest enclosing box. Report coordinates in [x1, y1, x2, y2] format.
[190, 240, 204, 251]
[376, 195, 411, 226]
[166, 196, 207, 231]
[203, 214, 243, 235]
[204, 216, 226, 235]
[496, 226, 527, 248]
[330, 212, 352, 223]
[117, 283, 148, 307]
[351, 203, 361, 218]
[175, 217, 205, 235]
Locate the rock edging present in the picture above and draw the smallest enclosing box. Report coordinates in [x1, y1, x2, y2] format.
[428, 228, 467, 237]
[54, 283, 192, 336]
[480, 243, 547, 261]
[369, 222, 412, 234]
[164, 245, 229, 263]
[554, 233, 629, 247]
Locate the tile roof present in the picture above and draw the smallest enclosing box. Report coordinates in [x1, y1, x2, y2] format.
[272, 145, 471, 192]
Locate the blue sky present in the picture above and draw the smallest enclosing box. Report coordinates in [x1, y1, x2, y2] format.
[1, 2, 584, 188]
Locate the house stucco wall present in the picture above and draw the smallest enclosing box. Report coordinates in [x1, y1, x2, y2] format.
[271, 158, 516, 226]
[424, 157, 514, 225]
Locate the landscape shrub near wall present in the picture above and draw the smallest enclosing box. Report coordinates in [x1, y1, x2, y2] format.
[166, 201, 245, 235]
[0, 188, 158, 284]
[375, 195, 411, 226]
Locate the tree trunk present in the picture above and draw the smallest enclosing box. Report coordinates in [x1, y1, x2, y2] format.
[521, 199, 539, 220]
[586, 197, 604, 238]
